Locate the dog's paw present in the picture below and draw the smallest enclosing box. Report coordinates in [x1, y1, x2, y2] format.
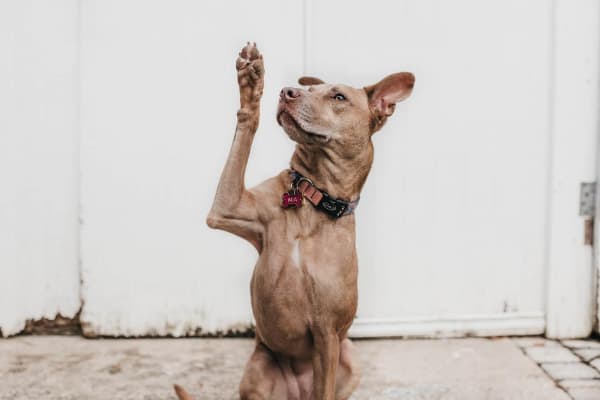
[236, 42, 264, 106]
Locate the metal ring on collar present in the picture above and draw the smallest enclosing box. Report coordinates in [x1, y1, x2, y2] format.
[295, 176, 314, 189]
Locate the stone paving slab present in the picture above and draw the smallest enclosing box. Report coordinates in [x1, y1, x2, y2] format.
[559, 379, 600, 400]
[567, 387, 600, 400]
[525, 346, 580, 363]
[573, 348, 600, 363]
[541, 363, 600, 381]
[559, 379, 600, 389]
[0, 337, 571, 400]
[513, 337, 561, 348]
[562, 340, 600, 350]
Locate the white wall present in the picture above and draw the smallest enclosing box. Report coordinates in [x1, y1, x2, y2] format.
[0, 1, 80, 336]
[1, 0, 597, 338]
[78, 0, 566, 337]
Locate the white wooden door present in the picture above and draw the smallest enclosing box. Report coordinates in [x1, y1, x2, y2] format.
[79, 0, 599, 337]
[80, 0, 303, 336]
[0, 0, 80, 337]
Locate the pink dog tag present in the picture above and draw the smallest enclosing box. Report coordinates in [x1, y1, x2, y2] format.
[282, 191, 303, 208]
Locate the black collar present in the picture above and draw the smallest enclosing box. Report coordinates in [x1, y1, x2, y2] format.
[287, 170, 360, 218]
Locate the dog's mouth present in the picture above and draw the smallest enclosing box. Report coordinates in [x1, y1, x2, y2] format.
[277, 110, 330, 143]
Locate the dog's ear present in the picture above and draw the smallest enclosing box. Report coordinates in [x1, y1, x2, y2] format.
[364, 72, 414, 131]
[298, 76, 325, 86]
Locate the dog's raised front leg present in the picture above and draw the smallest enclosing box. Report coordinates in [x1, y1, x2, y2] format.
[207, 42, 264, 251]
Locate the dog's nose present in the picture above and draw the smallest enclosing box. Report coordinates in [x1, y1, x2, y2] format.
[280, 87, 301, 101]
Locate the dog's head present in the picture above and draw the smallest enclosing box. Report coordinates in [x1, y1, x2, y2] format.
[276, 73, 414, 156]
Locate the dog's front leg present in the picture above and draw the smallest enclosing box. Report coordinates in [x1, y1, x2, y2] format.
[207, 43, 264, 251]
[312, 330, 340, 400]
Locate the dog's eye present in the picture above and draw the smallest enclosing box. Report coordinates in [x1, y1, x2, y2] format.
[333, 93, 346, 101]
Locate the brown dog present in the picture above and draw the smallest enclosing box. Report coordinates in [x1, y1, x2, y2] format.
[175, 42, 414, 400]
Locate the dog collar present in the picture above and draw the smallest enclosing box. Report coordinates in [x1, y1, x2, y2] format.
[282, 170, 359, 218]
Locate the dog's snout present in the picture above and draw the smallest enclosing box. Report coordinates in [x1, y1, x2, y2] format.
[280, 87, 301, 101]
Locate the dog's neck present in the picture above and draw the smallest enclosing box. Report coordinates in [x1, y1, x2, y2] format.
[290, 143, 373, 201]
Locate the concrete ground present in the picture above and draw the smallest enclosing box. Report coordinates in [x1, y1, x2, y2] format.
[0, 336, 584, 400]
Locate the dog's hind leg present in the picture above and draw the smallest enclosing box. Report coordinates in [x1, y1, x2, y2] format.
[311, 330, 340, 400]
[239, 342, 289, 400]
[335, 338, 361, 400]
[172, 342, 288, 400]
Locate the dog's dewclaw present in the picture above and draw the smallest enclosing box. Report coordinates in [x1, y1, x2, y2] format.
[173, 384, 195, 400]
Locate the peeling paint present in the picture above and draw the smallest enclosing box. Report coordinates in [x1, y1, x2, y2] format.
[22, 312, 82, 336]
[80, 320, 255, 339]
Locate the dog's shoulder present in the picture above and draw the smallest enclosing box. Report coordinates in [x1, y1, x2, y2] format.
[247, 170, 290, 218]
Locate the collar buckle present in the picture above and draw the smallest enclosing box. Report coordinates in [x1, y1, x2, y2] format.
[287, 170, 359, 218]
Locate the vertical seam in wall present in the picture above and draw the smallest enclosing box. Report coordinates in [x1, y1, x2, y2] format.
[543, 0, 557, 332]
[75, 0, 84, 315]
[302, 0, 309, 75]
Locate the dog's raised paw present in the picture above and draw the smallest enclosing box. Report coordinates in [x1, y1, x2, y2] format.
[236, 42, 264, 105]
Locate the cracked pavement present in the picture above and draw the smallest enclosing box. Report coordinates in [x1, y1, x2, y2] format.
[0, 336, 589, 400]
[514, 337, 600, 400]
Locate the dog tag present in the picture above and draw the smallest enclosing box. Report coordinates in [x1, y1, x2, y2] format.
[282, 190, 303, 209]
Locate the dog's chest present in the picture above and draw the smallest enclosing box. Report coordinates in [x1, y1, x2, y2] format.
[262, 212, 357, 277]
[250, 215, 358, 354]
